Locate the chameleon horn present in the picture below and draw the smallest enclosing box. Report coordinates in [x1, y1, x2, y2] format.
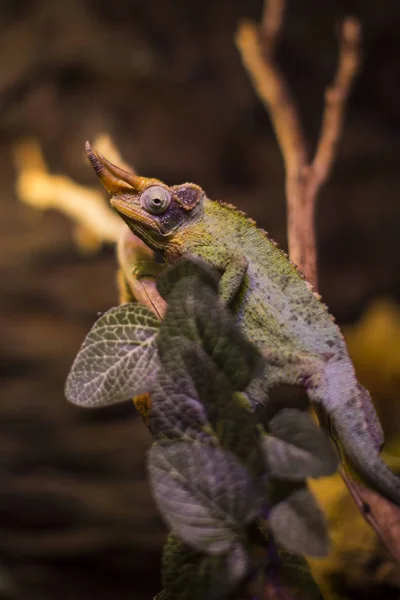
[85, 141, 147, 194]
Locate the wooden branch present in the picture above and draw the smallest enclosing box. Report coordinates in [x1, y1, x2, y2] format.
[117, 229, 167, 319]
[339, 467, 400, 564]
[237, 0, 400, 569]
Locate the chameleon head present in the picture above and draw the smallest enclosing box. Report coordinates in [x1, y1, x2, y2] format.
[85, 141, 204, 250]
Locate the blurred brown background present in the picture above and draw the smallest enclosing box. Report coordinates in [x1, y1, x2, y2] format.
[1, 0, 400, 599]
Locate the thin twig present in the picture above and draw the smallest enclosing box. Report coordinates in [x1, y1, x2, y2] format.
[117, 229, 167, 319]
[310, 17, 362, 195]
[339, 467, 400, 564]
[261, 0, 285, 47]
[237, 0, 400, 568]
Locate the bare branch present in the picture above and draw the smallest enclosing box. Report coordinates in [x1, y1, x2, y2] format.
[117, 229, 167, 319]
[236, 2, 311, 282]
[340, 467, 400, 564]
[311, 17, 362, 190]
[261, 0, 286, 52]
[236, 4, 362, 289]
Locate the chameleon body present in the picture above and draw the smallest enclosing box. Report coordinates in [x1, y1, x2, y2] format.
[86, 142, 400, 505]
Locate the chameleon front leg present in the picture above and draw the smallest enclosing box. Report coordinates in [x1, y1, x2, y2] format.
[131, 259, 166, 279]
[188, 246, 248, 305]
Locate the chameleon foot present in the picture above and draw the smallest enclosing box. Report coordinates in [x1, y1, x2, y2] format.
[131, 260, 165, 279]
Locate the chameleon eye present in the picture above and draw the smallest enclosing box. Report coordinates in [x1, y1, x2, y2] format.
[140, 186, 171, 215]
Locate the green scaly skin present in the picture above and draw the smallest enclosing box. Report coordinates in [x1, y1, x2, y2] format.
[86, 144, 400, 506]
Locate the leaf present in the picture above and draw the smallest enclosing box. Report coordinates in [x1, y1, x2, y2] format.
[264, 409, 338, 480]
[149, 367, 212, 445]
[65, 303, 160, 407]
[160, 338, 266, 477]
[157, 256, 220, 300]
[148, 441, 263, 554]
[161, 532, 249, 600]
[157, 259, 262, 391]
[155, 259, 266, 475]
[269, 486, 329, 557]
[276, 549, 324, 600]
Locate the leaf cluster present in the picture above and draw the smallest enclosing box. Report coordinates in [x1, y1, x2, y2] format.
[65, 258, 338, 599]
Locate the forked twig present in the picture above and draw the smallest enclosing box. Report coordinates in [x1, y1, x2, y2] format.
[236, 0, 360, 287]
[236, 0, 400, 566]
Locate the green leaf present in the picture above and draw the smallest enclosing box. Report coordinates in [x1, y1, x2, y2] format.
[157, 256, 220, 300]
[65, 303, 160, 407]
[148, 441, 263, 554]
[157, 260, 262, 392]
[161, 532, 249, 600]
[264, 409, 338, 480]
[276, 549, 323, 600]
[160, 338, 266, 477]
[155, 259, 266, 475]
[149, 367, 212, 445]
[269, 486, 329, 557]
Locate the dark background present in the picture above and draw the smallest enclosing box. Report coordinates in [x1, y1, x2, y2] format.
[1, 1, 400, 598]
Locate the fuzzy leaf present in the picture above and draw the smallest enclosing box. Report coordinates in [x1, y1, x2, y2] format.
[156, 259, 265, 474]
[161, 338, 266, 476]
[265, 409, 338, 480]
[277, 549, 323, 600]
[65, 303, 160, 407]
[149, 367, 212, 445]
[157, 256, 220, 300]
[161, 532, 249, 600]
[157, 261, 262, 391]
[269, 486, 329, 557]
[148, 441, 262, 554]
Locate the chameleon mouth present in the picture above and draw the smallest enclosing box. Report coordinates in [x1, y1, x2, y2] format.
[110, 197, 162, 233]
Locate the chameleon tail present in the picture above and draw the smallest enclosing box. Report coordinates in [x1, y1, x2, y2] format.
[331, 405, 400, 506]
[313, 360, 400, 506]
[331, 413, 400, 506]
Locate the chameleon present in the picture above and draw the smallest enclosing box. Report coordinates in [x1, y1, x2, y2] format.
[85, 141, 400, 506]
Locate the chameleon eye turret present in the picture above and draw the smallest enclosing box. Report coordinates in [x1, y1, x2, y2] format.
[140, 186, 172, 215]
